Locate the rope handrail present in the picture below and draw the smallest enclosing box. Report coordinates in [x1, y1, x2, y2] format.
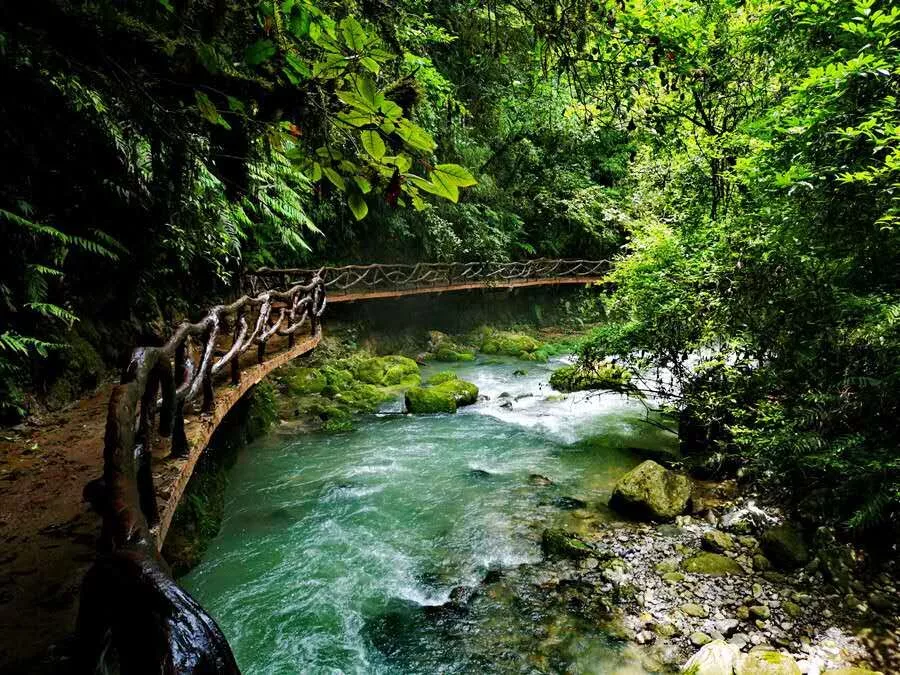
[78, 274, 326, 673]
[245, 259, 609, 296]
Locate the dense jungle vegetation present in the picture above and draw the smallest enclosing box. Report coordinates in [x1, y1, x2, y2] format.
[1, 0, 897, 533]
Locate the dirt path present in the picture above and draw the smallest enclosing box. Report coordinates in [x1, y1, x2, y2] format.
[0, 331, 320, 672]
[0, 385, 110, 672]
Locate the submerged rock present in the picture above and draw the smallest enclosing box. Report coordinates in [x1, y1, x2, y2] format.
[760, 524, 809, 570]
[541, 528, 593, 559]
[609, 460, 692, 521]
[682, 553, 745, 576]
[681, 639, 739, 675]
[528, 474, 554, 486]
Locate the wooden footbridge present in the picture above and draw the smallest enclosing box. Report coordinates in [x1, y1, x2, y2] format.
[80, 259, 607, 673]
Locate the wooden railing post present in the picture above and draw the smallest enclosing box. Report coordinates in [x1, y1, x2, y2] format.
[231, 308, 243, 385]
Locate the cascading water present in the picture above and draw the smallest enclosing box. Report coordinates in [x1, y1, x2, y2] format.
[181, 355, 675, 673]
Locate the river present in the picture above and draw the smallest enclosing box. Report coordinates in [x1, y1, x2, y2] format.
[182, 355, 675, 673]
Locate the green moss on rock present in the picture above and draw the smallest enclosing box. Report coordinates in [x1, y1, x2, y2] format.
[734, 651, 801, 675]
[405, 376, 479, 414]
[480, 331, 543, 359]
[609, 460, 692, 521]
[433, 346, 476, 362]
[541, 528, 593, 559]
[287, 367, 327, 395]
[682, 552, 746, 576]
[321, 366, 355, 394]
[549, 363, 632, 393]
[428, 371, 458, 385]
[405, 385, 457, 413]
[760, 524, 809, 570]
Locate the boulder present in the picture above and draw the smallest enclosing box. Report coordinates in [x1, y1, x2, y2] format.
[702, 530, 735, 553]
[681, 640, 739, 675]
[814, 527, 856, 590]
[682, 553, 745, 576]
[350, 355, 421, 387]
[823, 669, 884, 675]
[405, 375, 478, 414]
[680, 603, 708, 618]
[734, 651, 801, 675]
[691, 632, 713, 647]
[427, 371, 458, 386]
[720, 503, 777, 534]
[760, 524, 809, 570]
[549, 363, 632, 393]
[609, 460, 692, 521]
[481, 331, 543, 358]
[286, 367, 327, 395]
[541, 528, 592, 559]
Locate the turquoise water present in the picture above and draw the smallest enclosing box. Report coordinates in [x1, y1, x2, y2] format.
[182, 356, 674, 674]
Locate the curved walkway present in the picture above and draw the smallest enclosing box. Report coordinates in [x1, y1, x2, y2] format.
[0, 259, 607, 670]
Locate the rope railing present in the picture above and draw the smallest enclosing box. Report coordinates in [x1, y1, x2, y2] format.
[245, 259, 609, 296]
[78, 274, 326, 673]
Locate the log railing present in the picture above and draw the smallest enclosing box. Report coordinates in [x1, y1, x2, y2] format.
[245, 259, 609, 297]
[78, 274, 326, 674]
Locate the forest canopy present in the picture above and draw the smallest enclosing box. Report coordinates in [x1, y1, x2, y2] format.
[1, 0, 898, 531]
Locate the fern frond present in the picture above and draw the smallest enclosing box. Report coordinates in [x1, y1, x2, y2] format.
[24, 302, 79, 326]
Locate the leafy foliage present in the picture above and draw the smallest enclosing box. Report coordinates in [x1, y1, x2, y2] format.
[575, 0, 900, 532]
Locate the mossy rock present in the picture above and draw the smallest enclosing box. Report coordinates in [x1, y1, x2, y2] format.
[321, 366, 355, 394]
[349, 355, 420, 386]
[702, 530, 735, 553]
[734, 651, 801, 675]
[549, 363, 632, 393]
[405, 377, 479, 414]
[682, 552, 745, 576]
[823, 669, 884, 675]
[480, 331, 543, 358]
[405, 386, 457, 413]
[433, 346, 476, 362]
[333, 382, 390, 413]
[287, 367, 327, 395]
[682, 640, 739, 675]
[427, 371, 458, 385]
[760, 524, 809, 570]
[609, 460, 692, 521]
[541, 528, 592, 559]
[380, 355, 421, 385]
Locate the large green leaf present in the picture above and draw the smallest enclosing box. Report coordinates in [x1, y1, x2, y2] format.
[361, 130, 386, 161]
[339, 16, 367, 52]
[379, 99, 403, 120]
[383, 155, 412, 172]
[396, 119, 436, 152]
[323, 167, 346, 191]
[433, 164, 477, 187]
[407, 175, 457, 202]
[245, 39, 276, 65]
[347, 191, 369, 220]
